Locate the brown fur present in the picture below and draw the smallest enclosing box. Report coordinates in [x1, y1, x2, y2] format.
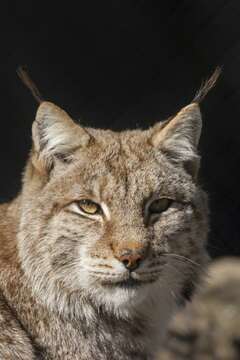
[0, 101, 209, 359]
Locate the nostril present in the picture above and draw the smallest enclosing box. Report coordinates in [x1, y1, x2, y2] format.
[120, 255, 143, 271]
[116, 247, 149, 271]
[122, 259, 130, 268]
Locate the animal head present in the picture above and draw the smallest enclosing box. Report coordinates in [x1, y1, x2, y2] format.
[18, 101, 209, 318]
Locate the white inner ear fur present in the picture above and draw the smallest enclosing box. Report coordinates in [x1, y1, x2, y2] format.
[32, 101, 91, 166]
[151, 103, 202, 164]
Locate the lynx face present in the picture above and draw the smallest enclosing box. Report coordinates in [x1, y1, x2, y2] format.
[18, 102, 209, 317]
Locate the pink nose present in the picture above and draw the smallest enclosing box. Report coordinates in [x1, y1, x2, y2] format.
[117, 249, 146, 271]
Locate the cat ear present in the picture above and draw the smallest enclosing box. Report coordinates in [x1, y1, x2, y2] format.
[32, 102, 91, 172]
[150, 103, 202, 178]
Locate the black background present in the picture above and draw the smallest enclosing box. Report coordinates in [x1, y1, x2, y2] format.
[1, 0, 240, 258]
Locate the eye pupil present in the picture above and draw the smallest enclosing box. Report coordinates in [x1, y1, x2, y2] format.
[78, 199, 100, 215]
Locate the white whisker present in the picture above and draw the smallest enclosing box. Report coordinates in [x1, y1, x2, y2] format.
[161, 253, 202, 268]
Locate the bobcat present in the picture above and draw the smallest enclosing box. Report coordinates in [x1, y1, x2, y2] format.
[0, 99, 209, 359]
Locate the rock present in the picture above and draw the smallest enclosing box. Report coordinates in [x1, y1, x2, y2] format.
[158, 258, 240, 359]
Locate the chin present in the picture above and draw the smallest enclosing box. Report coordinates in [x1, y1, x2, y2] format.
[79, 270, 162, 315]
[91, 279, 157, 315]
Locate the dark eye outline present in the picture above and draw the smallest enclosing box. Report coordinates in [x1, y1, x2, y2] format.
[148, 198, 173, 214]
[144, 197, 173, 226]
[76, 199, 102, 215]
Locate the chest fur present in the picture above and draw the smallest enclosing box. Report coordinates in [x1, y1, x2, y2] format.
[0, 280, 152, 360]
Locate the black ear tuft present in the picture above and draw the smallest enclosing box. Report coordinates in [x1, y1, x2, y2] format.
[192, 66, 221, 104]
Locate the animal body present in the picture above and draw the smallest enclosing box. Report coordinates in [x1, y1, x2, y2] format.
[0, 99, 209, 359]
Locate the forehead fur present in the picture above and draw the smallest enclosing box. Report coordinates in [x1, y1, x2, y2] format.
[30, 101, 202, 181]
[38, 125, 196, 210]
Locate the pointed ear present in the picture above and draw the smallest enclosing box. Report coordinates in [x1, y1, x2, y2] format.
[32, 102, 92, 172]
[150, 103, 202, 178]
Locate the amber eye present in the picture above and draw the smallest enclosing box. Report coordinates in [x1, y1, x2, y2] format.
[77, 199, 101, 215]
[148, 198, 172, 214]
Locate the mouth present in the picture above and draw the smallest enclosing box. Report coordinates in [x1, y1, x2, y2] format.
[114, 277, 142, 289]
[102, 276, 146, 289]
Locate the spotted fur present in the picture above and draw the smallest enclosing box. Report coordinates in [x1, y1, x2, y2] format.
[0, 101, 209, 359]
